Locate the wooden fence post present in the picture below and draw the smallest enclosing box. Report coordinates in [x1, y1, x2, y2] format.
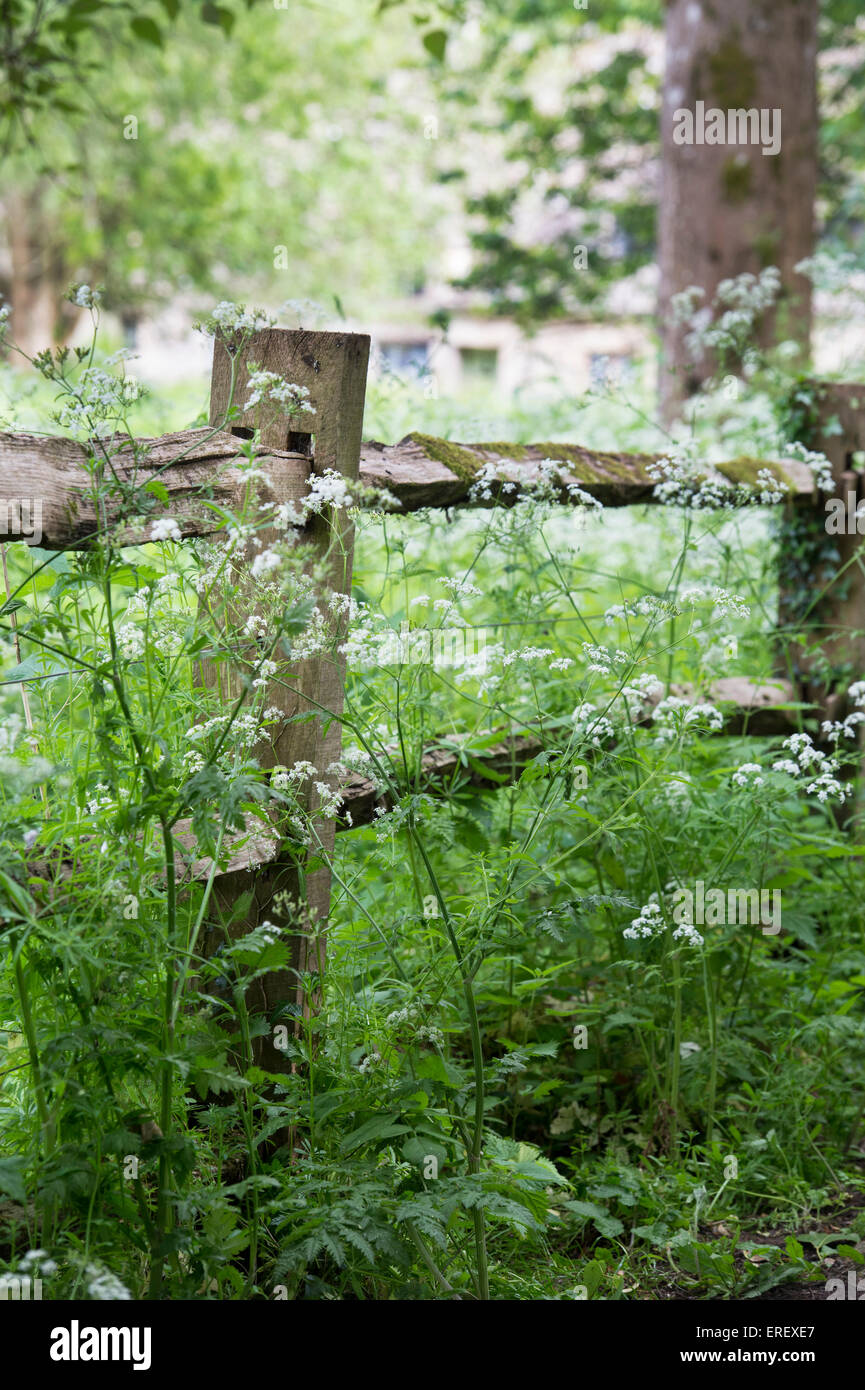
[779, 383, 865, 721]
[202, 328, 369, 1075]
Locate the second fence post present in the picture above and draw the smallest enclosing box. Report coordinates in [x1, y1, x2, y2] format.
[203, 327, 370, 1075]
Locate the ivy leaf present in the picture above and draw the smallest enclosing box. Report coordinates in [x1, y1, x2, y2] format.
[130, 17, 163, 46]
[422, 30, 447, 62]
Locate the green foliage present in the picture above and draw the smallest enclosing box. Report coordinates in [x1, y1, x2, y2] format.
[1, 290, 865, 1302]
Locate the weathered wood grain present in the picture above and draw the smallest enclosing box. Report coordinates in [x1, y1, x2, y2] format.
[201, 329, 370, 1078]
[0, 426, 817, 550]
[0, 427, 311, 548]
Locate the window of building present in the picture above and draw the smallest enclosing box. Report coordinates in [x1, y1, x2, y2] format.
[378, 341, 430, 377]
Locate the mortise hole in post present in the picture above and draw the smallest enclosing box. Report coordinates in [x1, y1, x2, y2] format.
[231, 426, 254, 440]
[288, 430, 314, 456]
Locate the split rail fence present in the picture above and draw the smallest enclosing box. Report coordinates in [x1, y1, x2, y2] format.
[3, 328, 865, 1074]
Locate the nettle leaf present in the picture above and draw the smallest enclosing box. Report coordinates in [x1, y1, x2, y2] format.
[129, 16, 163, 46]
[564, 1199, 624, 1239]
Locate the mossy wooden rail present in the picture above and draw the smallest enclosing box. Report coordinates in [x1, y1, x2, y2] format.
[0, 424, 816, 549]
[1, 328, 860, 1079]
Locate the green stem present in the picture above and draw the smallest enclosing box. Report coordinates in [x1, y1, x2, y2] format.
[148, 820, 177, 1300]
[408, 816, 489, 1300]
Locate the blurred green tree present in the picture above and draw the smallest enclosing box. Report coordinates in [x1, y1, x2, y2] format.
[1, 2, 446, 351]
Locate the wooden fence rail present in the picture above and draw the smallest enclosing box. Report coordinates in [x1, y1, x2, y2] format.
[0, 426, 816, 550]
[1, 328, 861, 1082]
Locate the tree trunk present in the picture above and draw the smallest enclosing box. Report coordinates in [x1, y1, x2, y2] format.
[6, 185, 80, 359]
[8, 189, 59, 358]
[658, 0, 818, 422]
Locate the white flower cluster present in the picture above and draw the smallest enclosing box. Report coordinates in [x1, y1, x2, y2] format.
[53, 357, 143, 438]
[85, 1263, 133, 1300]
[306, 469, 353, 513]
[182, 710, 267, 776]
[243, 365, 315, 416]
[617, 672, 664, 720]
[258, 919, 282, 947]
[358, 1051, 383, 1074]
[251, 548, 282, 579]
[676, 267, 782, 360]
[820, 712, 865, 743]
[582, 642, 629, 675]
[732, 762, 764, 788]
[112, 580, 188, 663]
[502, 645, 555, 667]
[115, 622, 146, 662]
[469, 461, 519, 502]
[652, 696, 723, 740]
[571, 702, 615, 746]
[752, 468, 789, 505]
[623, 900, 664, 940]
[672, 922, 705, 947]
[385, 1005, 444, 1048]
[784, 441, 834, 494]
[771, 732, 851, 804]
[150, 518, 182, 544]
[205, 302, 276, 337]
[648, 452, 787, 511]
[467, 455, 603, 512]
[603, 595, 676, 625]
[0, 711, 24, 755]
[647, 451, 734, 510]
[86, 783, 113, 815]
[69, 284, 102, 309]
[15, 1248, 58, 1278]
[438, 576, 482, 599]
[679, 585, 750, 620]
[271, 761, 317, 790]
